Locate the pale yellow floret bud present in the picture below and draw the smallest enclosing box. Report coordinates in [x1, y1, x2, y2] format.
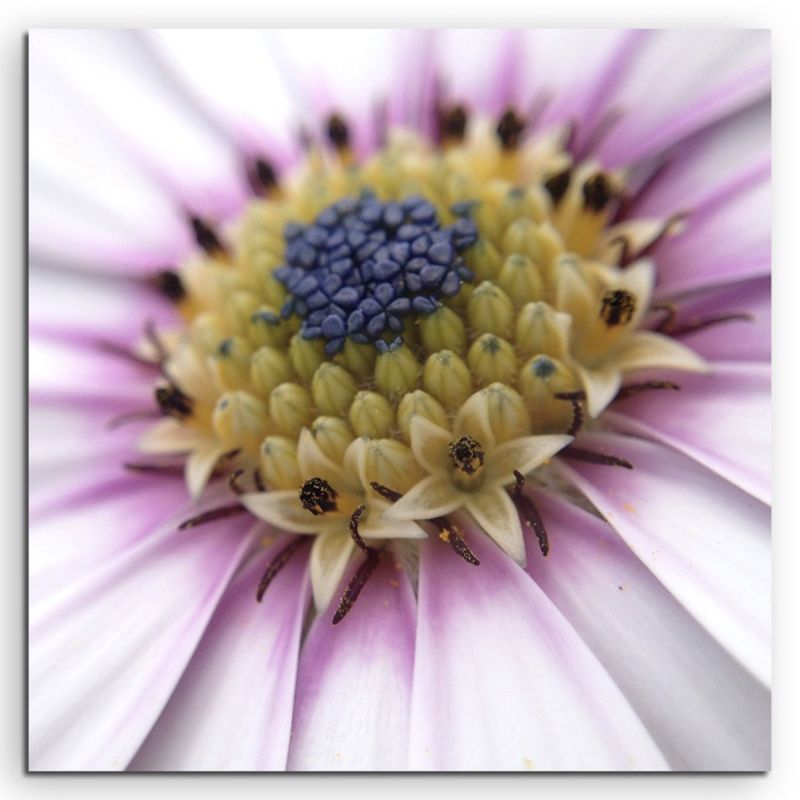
[190, 312, 228, 354]
[289, 334, 326, 384]
[481, 382, 532, 441]
[260, 435, 301, 490]
[397, 390, 449, 442]
[467, 281, 514, 339]
[310, 415, 354, 464]
[349, 391, 395, 439]
[423, 350, 472, 412]
[311, 363, 358, 417]
[497, 254, 544, 308]
[212, 390, 269, 452]
[519, 355, 582, 435]
[269, 382, 313, 437]
[248, 305, 291, 349]
[463, 238, 502, 283]
[374, 346, 421, 400]
[249, 346, 293, 397]
[467, 334, 519, 388]
[365, 439, 426, 494]
[336, 339, 376, 380]
[516, 302, 570, 360]
[224, 290, 261, 337]
[261, 274, 288, 310]
[210, 336, 253, 391]
[419, 306, 467, 355]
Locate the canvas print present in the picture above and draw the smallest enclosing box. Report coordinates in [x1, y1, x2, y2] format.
[28, 29, 771, 772]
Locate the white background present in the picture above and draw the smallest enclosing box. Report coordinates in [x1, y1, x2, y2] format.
[5, 1, 796, 797]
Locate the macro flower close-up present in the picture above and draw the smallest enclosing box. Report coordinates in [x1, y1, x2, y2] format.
[28, 28, 771, 772]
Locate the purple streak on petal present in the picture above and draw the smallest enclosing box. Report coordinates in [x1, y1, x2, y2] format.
[129, 538, 310, 770]
[287, 557, 416, 770]
[407, 522, 667, 770]
[555, 432, 770, 687]
[605, 361, 770, 504]
[29, 510, 257, 770]
[525, 489, 770, 770]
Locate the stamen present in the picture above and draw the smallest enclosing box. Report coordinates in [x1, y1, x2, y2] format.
[369, 481, 403, 502]
[438, 103, 468, 143]
[349, 504, 369, 551]
[189, 215, 227, 257]
[600, 290, 636, 327]
[150, 269, 186, 303]
[496, 108, 526, 150]
[561, 446, 633, 470]
[228, 468, 246, 495]
[332, 549, 383, 624]
[544, 168, 572, 205]
[615, 381, 680, 400]
[299, 477, 338, 515]
[155, 385, 193, 419]
[448, 435, 485, 475]
[178, 503, 246, 530]
[656, 307, 754, 337]
[326, 113, 350, 151]
[123, 461, 185, 476]
[106, 408, 161, 430]
[554, 391, 585, 436]
[582, 173, 615, 213]
[256, 536, 306, 602]
[96, 339, 159, 369]
[143, 319, 169, 365]
[254, 468, 266, 492]
[615, 213, 687, 268]
[434, 516, 480, 565]
[511, 470, 549, 556]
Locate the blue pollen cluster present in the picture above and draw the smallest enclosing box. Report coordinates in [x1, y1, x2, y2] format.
[273, 194, 478, 355]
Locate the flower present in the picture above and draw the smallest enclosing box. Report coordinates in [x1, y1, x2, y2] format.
[29, 29, 770, 771]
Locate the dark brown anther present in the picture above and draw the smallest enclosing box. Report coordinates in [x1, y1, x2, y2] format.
[178, 503, 246, 530]
[496, 108, 526, 150]
[672, 311, 753, 338]
[256, 537, 306, 602]
[256, 158, 278, 190]
[448, 435, 485, 475]
[370, 481, 403, 502]
[615, 381, 681, 400]
[438, 103, 468, 143]
[434, 517, 480, 566]
[326, 113, 350, 150]
[582, 173, 615, 213]
[554, 391, 586, 436]
[349, 505, 369, 552]
[561, 446, 633, 470]
[600, 289, 636, 327]
[190, 215, 227, 257]
[299, 477, 338, 515]
[228, 468, 246, 495]
[155, 385, 193, 419]
[124, 461, 185, 476]
[254, 468, 266, 492]
[151, 269, 186, 303]
[332, 549, 383, 625]
[544, 168, 572, 206]
[509, 472, 549, 556]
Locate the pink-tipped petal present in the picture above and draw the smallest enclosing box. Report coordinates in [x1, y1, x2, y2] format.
[129, 540, 310, 771]
[526, 490, 770, 770]
[407, 534, 667, 770]
[287, 558, 416, 770]
[607, 362, 770, 504]
[556, 432, 770, 686]
[29, 513, 255, 770]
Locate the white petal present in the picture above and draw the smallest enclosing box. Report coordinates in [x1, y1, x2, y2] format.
[358, 501, 427, 541]
[287, 557, 416, 770]
[484, 434, 573, 487]
[137, 419, 204, 455]
[185, 444, 226, 500]
[408, 414, 452, 475]
[616, 331, 709, 375]
[556, 432, 770, 686]
[381, 474, 464, 522]
[408, 533, 668, 770]
[453, 390, 495, 448]
[575, 362, 622, 417]
[240, 490, 330, 534]
[130, 540, 309, 770]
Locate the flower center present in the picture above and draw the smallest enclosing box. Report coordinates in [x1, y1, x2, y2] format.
[448, 435, 485, 475]
[273, 193, 477, 355]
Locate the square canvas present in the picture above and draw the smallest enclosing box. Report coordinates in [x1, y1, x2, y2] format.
[27, 28, 771, 772]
